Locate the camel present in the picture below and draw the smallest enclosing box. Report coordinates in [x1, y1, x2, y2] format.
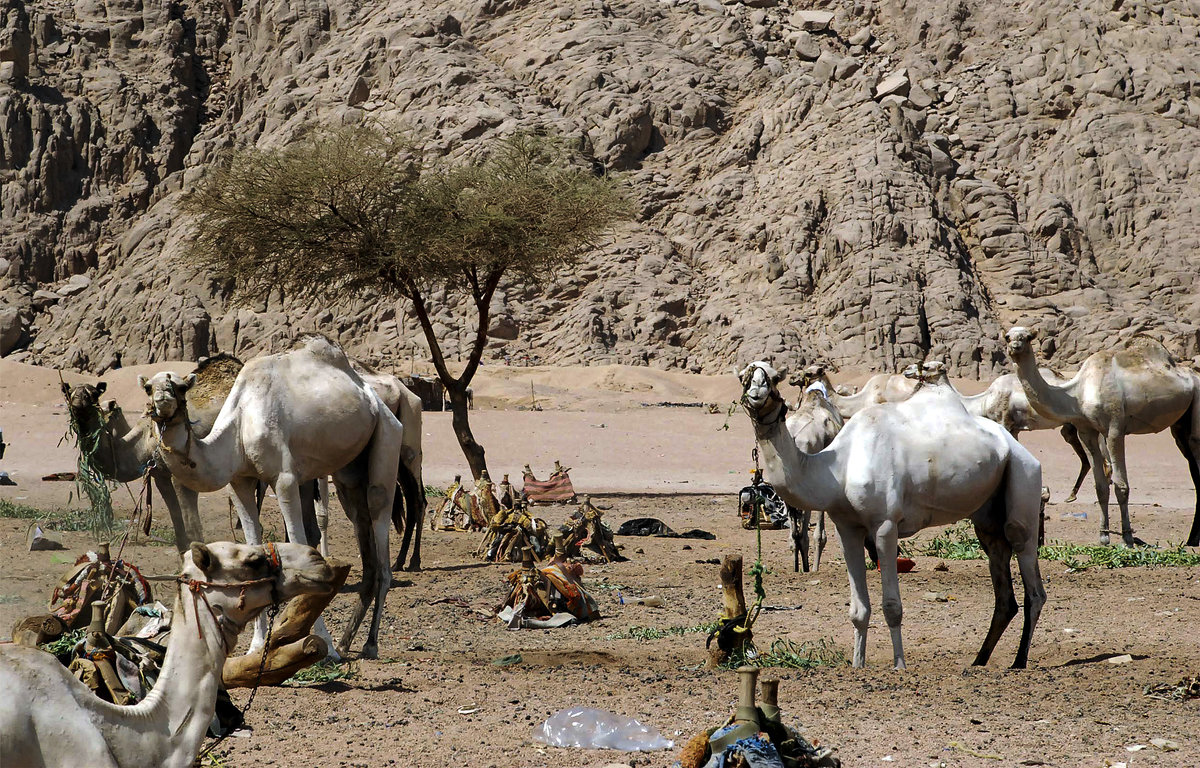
[781, 386, 843, 573]
[913, 361, 1094, 503]
[739, 362, 1046, 669]
[1005, 327, 1200, 546]
[0, 541, 338, 768]
[61, 354, 245, 551]
[142, 335, 403, 658]
[794, 365, 920, 420]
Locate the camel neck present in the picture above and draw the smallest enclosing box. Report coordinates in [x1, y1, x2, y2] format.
[156, 411, 238, 492]
[113, 584, 231, 768]
[751, 403, 842, 512]
[75, 408, 144, 482]
[1013, 352, 1079, 423]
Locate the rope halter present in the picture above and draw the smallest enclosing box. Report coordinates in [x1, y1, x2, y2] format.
[176, 542, 283, 655]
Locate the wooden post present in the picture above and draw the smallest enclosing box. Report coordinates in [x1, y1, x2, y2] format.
[707, 554, 751, 668]
[223, 559, 352, 688]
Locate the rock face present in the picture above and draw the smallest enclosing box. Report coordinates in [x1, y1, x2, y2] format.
[1, 0, 1197, 375]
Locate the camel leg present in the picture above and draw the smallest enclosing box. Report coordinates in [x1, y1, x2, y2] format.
[152, 472, 202, 552]
[1079, 428, 1112, 545]
[873, 520, 905, 670]
[837, 522, 872, 668]
[229, 477, 272, 652]
[275, 473, 339, 659]
[970, 514, 1017, 667]
[1060, 424, 1091, 503]
[1007, 452, 1046, 668]
[789, 507, 810, 573]
[393, 459, 424, 571]
[1170, 401, 1200, 546]
[317, 477, 331, 557]
[1105, 431, 1137, 547]
[814, 511, 827, 572]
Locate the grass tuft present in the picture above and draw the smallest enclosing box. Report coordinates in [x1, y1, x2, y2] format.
[606, 622, 721, 641]
[724, 637, 847, 671]
[283, 660, 358, 686]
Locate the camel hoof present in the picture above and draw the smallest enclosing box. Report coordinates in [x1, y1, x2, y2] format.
[1064, 494, 1077, 503]
[1099, 532, 1110, 546]
[324, 646, 343, 664]
[404, 561, 422, 573]
[361, 642, 378, 660]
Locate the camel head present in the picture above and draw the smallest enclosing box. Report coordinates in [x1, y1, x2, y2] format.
[921, 360, 948, 383]
[62, 381, 110, 418]
[139, 372, 198, 423]
[1005, 326, 1038, 360]
[737, 361, 786, 413]
[901, 363, 921, 380]
[180, 541, 338, 634]
[790, 364, 827, 389]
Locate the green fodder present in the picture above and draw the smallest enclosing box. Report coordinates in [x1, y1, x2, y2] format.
[907, 521, 983, 560]
[283, 660, 358, 686]
[606, 621, 721, 641]
[424, 484, 446, 498]
[63, 407, 116, 539]
[724, 637, 846, 671]
[1040, 542, 1200, 570]
[40, 628, 86, 657]
[0, 498, 97, 532]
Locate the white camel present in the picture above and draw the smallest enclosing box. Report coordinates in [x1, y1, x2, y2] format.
[0, 541, 338, 768]
[142, 335, 403, 658]
[739, 362, 1046, 669]
[781, 385, 843, 572]
[1006, 326, 1200, 546]
[794, 365, 920, 420]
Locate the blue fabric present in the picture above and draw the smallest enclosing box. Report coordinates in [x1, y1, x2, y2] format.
[707, 734, 786, 768]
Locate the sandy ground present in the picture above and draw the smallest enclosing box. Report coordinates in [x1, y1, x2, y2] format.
[1, 359, 1199, 767]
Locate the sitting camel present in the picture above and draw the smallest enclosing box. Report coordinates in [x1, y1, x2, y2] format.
[1006, 327, 1200, 546]
[61, 354, 245, 551]
[781, 386, 843, 573]
[0, 541, 338, 768]
[142, 335, 403, 658]
[739, 362, 1046, 669]
[794, 365, 919, 420]
[914, 361, 1093, 503]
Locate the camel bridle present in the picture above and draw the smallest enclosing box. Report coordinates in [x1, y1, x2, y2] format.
[176, 542, 283, 655]
[147, 378, 198, 468]
[740, 368, 789, 438]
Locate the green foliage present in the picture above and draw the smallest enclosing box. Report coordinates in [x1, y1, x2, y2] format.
[0, 498, 98, 532]
[40, 628, 86, 656]
[606, 621, 721, 641]
[424, 484, 447, 498]
[724, 638, 846, 671]
[283, 660, 358, 686]
[181, 127, 632, 305]
[907, 521, 1200, 569]
[62, 406, 116, 539]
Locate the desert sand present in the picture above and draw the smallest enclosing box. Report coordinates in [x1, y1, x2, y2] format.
[1, 360, 1198, 767]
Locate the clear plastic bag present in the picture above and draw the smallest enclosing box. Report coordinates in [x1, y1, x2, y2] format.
[532, 707, 675, 751]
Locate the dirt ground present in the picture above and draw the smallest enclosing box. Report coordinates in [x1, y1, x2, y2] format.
[1, 360, 1199, 767]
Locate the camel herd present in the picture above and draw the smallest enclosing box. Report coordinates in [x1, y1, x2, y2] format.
[739, 326, 1200, 671]
[1, 326, 1199, 766]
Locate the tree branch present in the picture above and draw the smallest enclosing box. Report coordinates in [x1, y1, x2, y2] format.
[406, 282, 457, 388]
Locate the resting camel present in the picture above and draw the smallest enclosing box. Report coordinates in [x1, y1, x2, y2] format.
[794, 365, 919, 420]
[1006, 327, 1200, 546]
[0, 541, 338, 768]
[913, 361, 1093, 503]
[142, 335, 403, 658]
[61, 355, 244, 550]
[739, 362, 1046, 669]
[781, 385, 843, 572]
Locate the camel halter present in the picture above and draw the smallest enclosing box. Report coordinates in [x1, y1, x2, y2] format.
[148, 383, 198, 469]
[740, 376, 789, 439]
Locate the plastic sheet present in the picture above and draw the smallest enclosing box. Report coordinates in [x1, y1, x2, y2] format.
[532, 707, 674, 751]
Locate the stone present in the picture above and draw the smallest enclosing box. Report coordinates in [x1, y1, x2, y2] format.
[791, 10, 833, 31]
[56, 282, 88, 297]
[32, 290, 59, 308]
[875, 70, 910, 99]
[0, 304, 21, 355]
[347, 76, 370, 106]
[792, 31, 819, 60]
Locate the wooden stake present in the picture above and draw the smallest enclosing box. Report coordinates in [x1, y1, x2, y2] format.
[707, 554, 752, 668]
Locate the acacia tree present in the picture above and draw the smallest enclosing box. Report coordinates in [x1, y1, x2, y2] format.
[181, 126, 632, 478]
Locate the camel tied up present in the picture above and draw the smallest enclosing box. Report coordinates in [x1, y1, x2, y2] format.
[738, 362, 1046, 669]
[0, 541, 338, 768]
[141, 335, 403, 658]
[1005, 327, 1200, 547]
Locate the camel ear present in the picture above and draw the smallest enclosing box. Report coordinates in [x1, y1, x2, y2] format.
[103, 400, 117, 413]
[95, 382, 107, 395]
[179, 373, 197, 391]
[1029, 328, 1039, 339]
[138, 375, 150, 393]
[60, 382, 70, 397]
[772, 365, 788, 383]
[189, 542, 213, 573]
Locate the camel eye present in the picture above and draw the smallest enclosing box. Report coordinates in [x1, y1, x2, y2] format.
[246, 554, 267, 569]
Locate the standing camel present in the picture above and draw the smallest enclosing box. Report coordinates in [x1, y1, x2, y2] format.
[738, 362, 1046, 669]
[780, 385, 843, 572]
[61, 354, 244, 550]
[794, 365, 920, 420]
[1005, 327, 1200, 546]
[0, 541, 338, 768]
[142, 335, 403, 658]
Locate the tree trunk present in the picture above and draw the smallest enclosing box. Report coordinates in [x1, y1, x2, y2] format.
[446, 383, 488, 479]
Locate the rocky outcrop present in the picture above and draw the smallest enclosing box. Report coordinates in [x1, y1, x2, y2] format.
[2, 0, 1198, 375]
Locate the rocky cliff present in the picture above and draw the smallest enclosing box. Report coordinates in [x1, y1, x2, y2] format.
[1, 0, 1197, 375]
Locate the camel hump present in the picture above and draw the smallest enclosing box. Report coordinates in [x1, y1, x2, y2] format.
[1115, 335, 1178, 369]
[292, 333, 353, 369]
